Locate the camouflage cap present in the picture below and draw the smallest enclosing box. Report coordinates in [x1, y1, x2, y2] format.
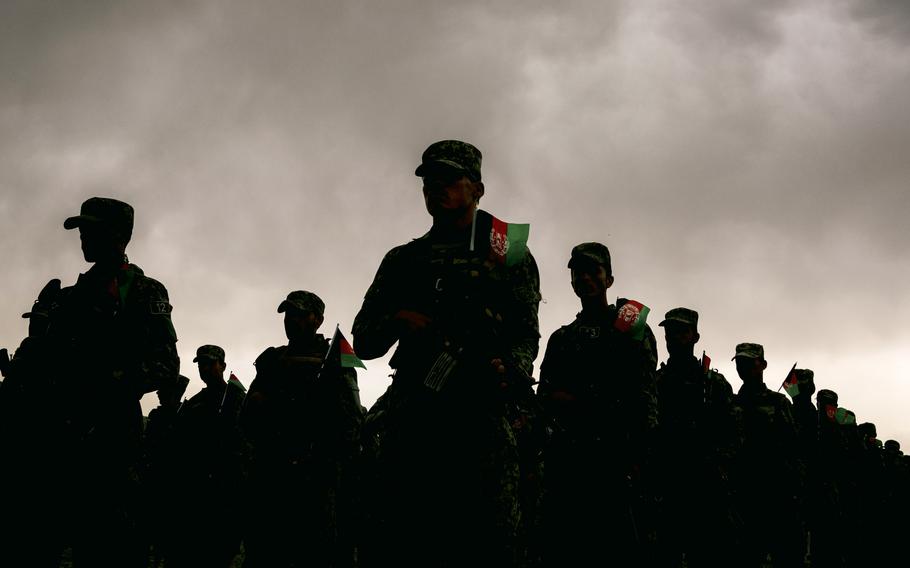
[193, 344, 225, 363]
[568, 242, 612, 276]
[884, 439, 901, 452]
[414, 140, 482, 181]
[64, 197, 134, 240]
[816, 389, 838, 404]
[277, 290, 325, 317]
[659, 307, 698, 329]
[859, 422, 877, 437]
[795, 369, 814, 385]
[731, 342, 764, 360]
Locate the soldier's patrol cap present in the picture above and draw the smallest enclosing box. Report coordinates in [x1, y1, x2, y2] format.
[568, 242, 612, 276]
[732, 342, 764, 360]
[884, 439, 900, 452]
[859, 422, 877, 437]
[795, 369, 814, 384]
[277, 290, 325, 317]
[659, 307, 698, 329]
[816, 389, 838, 404]
[64, 197, 134, 240]
[193, 344, 225, 363]
[414, 140, 483, 182]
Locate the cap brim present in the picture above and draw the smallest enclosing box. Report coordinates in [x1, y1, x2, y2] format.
[277, 300, 294, 313]
[567, 254, 601, 270]
[193, 356, 218, 363]
[63, 215, 102, 230]
[731, 353, 759, 360]
[415, 160, 467, 177]
[659, 317, 694, 328]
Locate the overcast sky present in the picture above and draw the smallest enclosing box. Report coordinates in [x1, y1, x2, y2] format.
[2, 0, 908, 442]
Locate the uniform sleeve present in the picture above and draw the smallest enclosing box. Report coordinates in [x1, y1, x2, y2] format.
[505, 250, 542, 377]
[633, 324, 660, 439]
[536, 328, 566, 400]
[352, 248, 405, 360]
[132, 278, 179, 395]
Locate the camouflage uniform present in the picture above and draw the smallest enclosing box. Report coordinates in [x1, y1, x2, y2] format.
[14, 198, 180, 566]
[654, 308, 742, 567]
[353, 141, 541, 567]
[241, 292, 362, 568]
[140, 374, 190, 565]
[731, 343, 804, 568]
[0, 279, 70, 565]
[536, 243, 658, 566]
[166, 346, 245, 568]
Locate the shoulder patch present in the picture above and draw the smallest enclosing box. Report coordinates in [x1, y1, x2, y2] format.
[150, 301, 173, 315]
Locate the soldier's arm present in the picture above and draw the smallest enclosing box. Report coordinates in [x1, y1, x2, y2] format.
[132, 278, 179, 395]
[503, 250, 542, 377]
[633, 324, 660, 436]
[353, 249, 406, 360]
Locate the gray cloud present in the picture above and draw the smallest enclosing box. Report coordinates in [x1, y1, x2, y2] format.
[1, 0, 908, 441]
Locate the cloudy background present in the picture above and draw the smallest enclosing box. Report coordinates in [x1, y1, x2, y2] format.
[1, 0, 908, 442]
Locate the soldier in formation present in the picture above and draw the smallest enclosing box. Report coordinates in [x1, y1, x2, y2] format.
[732, 343, 804, 567]
[654, 307, 741, 566]
[536, 242, 658, 565]
[352, 140, 541, 567]
[241, 291, 362, 567]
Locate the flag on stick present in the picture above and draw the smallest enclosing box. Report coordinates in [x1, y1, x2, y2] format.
[781, 363, 799, 398]
[325, 325, 366, 370]
[701, 351, 712, 373]
[614, 300, 650, 341]
[489, 214, 530, 267]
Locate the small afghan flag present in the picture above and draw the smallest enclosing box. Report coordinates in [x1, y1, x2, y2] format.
[227, 372, 246, 393]
[614, 300, 650, 341]
[834, 408, 856, 426]
[489, 214, 530, 267]
[701, 351, 712, 373]
[824, 404, 837, 422]
[326, 325, 367, 370]
[781, 363, 799, 399]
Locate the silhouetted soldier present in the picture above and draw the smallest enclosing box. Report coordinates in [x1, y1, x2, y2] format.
[242, 291, 362, 568]
[141, 374, 190, 565]
[166, 346, 245, 567]
[732, 343, 804, 567]
[536, 242, 658, 566]
[854, 422, 886, 564]
[803, 387, 848, 567]
[0, 279, 68, 565]
[654, 307, 741, 566]
[352, 140, 541, 567]
[881, 439, 910, 549]
[790, 369, 817, 457]
[36, 197, 179, 566]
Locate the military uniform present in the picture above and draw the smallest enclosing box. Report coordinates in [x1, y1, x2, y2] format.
[36, 198, 178, 566]
[353, 141, 541, 567]
[165, 346, 245, 568]
[241, 292, 362, 568]
[537, 244, 658, 566]
[654, 308, 741, 566]
[732, 344, 804, 568]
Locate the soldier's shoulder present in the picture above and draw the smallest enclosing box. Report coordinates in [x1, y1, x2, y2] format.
[129, 265, 170, 300]
[254, 345, 287, 368]
[764, 389, 792, 408]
